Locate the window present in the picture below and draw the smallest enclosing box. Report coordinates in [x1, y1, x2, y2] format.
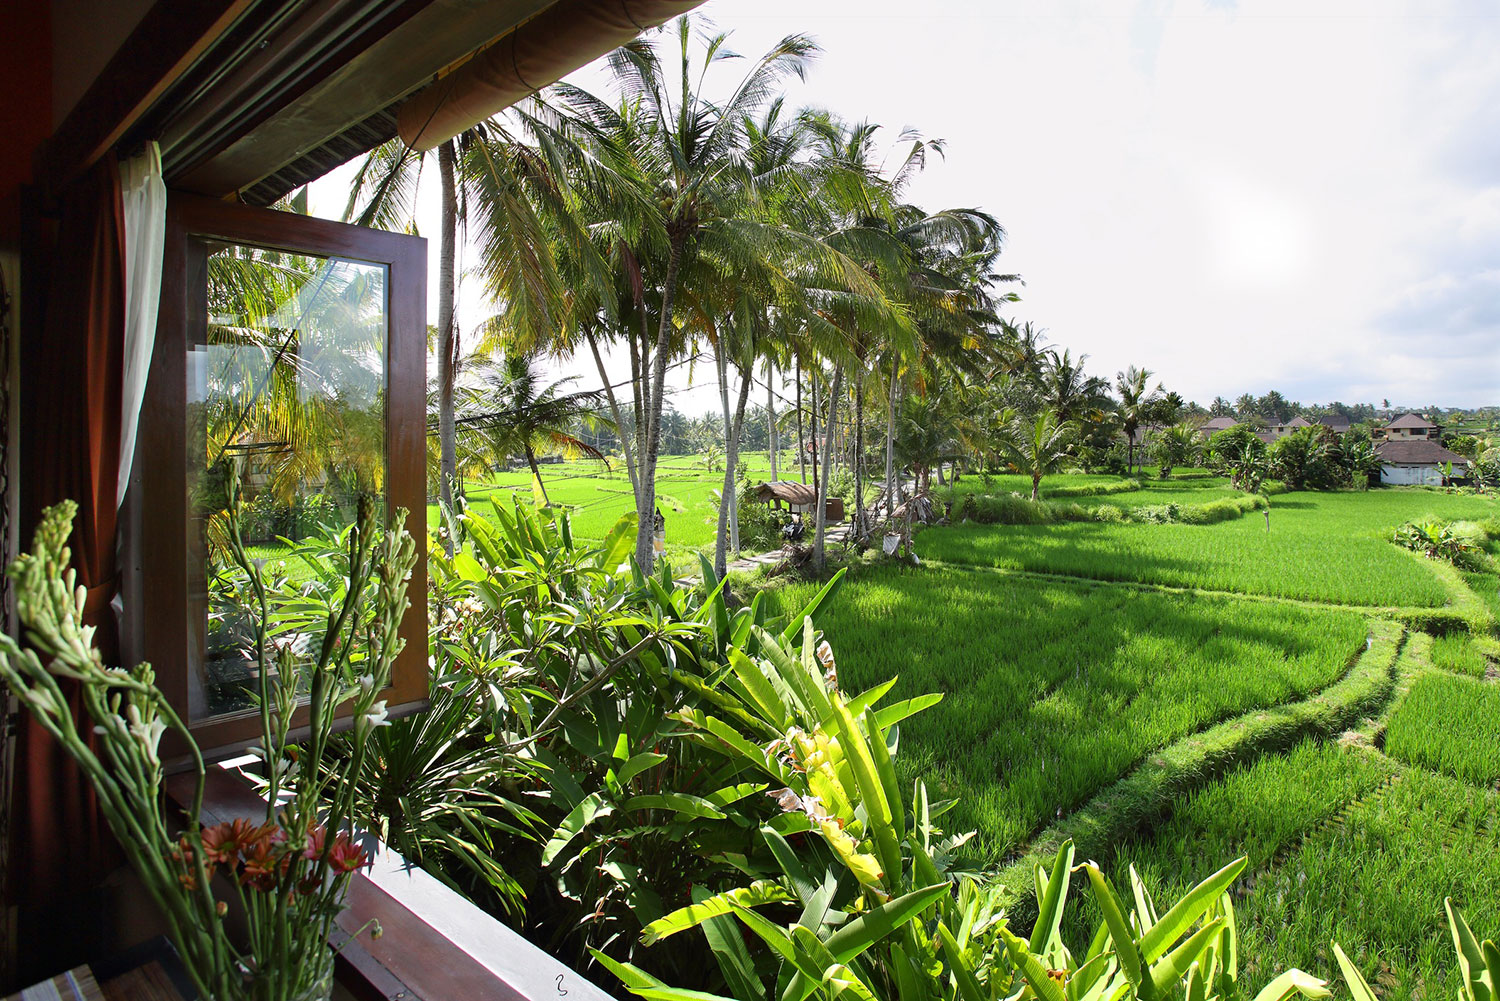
[135, 193, 428, 760]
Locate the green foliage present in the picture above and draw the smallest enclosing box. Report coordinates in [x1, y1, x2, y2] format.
[737, 476, 788, 550]
[1150, 423, 1202, 480]
[1393, 519, 1484, 570]
[395, 497, 864, 983]
[1206, 425, 1270, 493]
[1386, 672, 1500, 785]
[1430, 631, 1495, 679]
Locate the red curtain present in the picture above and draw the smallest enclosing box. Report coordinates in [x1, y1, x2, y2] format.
[12, 157, 125, 909]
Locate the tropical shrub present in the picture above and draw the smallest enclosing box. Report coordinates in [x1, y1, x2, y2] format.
[371, 498, 850, 984]
[600, 826, 1343, 1001]
[1150, 423, 1202, 480]
[1206, 425, 1270, 493]
[1393, 519, 1482, 569]
[738, 476, 787, 550]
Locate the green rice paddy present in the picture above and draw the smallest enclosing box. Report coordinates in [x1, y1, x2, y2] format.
[759, 564, 1368, 860]
[918, 486, 1498, 607]
[1385, 672, 1500, 785]
[749, 471, 1499, 993]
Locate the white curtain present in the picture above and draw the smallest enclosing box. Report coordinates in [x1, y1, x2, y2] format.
[117, 142, 167, 509]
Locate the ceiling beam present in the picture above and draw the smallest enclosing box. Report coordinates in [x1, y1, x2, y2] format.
[36, 0, 253, 198]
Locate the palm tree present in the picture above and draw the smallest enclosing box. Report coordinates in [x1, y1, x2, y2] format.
[996, 409, 1075, 502]
[1042, 349, 1110, 424]
[1115, 365, 1161, 477]
[454, 353, 611, 505]
[343, 125, 569, 549]
[1151, 423, 1201, 479]
[892, 392, 962, 497]
[558, 18, 825, 568]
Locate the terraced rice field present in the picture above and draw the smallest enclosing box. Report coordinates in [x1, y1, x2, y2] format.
[1385, 671, 1500, 784]
[759, 564, 1368, 860]
[752, 474, 1500, 993]
[917, 487, 1498, 606]
[1090, 741, 1499, 999]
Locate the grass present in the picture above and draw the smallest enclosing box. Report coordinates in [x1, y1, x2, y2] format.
[1076, 747, 1498, 999]
[757, 563, 1368, 860]
[939, 472, 1135, 500]
[1233, 766, 1499, 998]
[1430, 631, 1493, 678]
[920, 488, 1499, 607]
[1385, 672, 1500, 785]
[745, 480, 1500, 993]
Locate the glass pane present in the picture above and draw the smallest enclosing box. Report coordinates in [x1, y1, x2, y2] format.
[186, 243, 388, 722]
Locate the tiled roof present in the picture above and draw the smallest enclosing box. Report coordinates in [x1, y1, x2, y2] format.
[1386, 413, 1436, 429]
[1375, 440, 1467, 465]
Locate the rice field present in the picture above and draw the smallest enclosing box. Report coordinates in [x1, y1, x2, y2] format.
[758, 564, 1368, 860]
[1429, 631, 1493, 678]
[1089, 744, 1499, 999]
[918, 488, 1499, 607]
[1385, 672, 1500, 785]
[429, 451, 803, 564]
[746, 474, 1500, 992]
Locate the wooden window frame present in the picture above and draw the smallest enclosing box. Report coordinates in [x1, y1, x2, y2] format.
[138, 191, 428, 762]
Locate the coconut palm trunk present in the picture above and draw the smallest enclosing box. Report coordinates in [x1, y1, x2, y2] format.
[635, 234, 686, 569]
[814, 365, 843, 571]
[767, 360, 778, 481]
[436, 139, 459, 555]
[795, 358, 806, 483]
[809, 371, 821, 493]
[525, 444, 552, 505]
[883, 360, 899, 522]
[715, 366, 752, 577]
[587, 330, 639, 504]
[854, 374, 866, 540]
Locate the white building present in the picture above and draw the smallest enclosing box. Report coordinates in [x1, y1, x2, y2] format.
[1374, 439, 1468, 485]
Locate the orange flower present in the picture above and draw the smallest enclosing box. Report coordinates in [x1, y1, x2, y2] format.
[327, 832, 367, 875]
[200, 818, 275, 866]
[240, 839, 281, 890]
[302, 824, 327, 861]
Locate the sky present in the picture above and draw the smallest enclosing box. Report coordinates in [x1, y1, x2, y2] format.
[309, 0, 1500, 414]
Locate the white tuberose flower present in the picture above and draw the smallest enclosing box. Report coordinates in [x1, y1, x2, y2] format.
[126, 704, 167, 769]
[356, 700, 391, 738]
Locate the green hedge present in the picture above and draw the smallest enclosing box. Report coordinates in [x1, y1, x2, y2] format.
[951, 489, 1268, 528]
[1045, 478, 1142, 498]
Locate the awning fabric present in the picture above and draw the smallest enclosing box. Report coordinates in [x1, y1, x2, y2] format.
[397, 0, 702, 151]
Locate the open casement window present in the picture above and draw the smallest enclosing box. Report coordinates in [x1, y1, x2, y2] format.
[138, 193, 428, 761]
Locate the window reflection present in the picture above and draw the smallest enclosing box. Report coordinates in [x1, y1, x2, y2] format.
[186, 244, 388, 721]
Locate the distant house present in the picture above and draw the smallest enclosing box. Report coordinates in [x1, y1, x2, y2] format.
[1374, 439, 1468, 485]
[1380, 413, 1438, 441]
[1198, 416, 1239, 438]
[1264, 415, 1314, 439]
[1315, 415, 1352, 433]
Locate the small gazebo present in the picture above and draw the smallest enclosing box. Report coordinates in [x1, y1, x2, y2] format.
[753, 481, 844, 522]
